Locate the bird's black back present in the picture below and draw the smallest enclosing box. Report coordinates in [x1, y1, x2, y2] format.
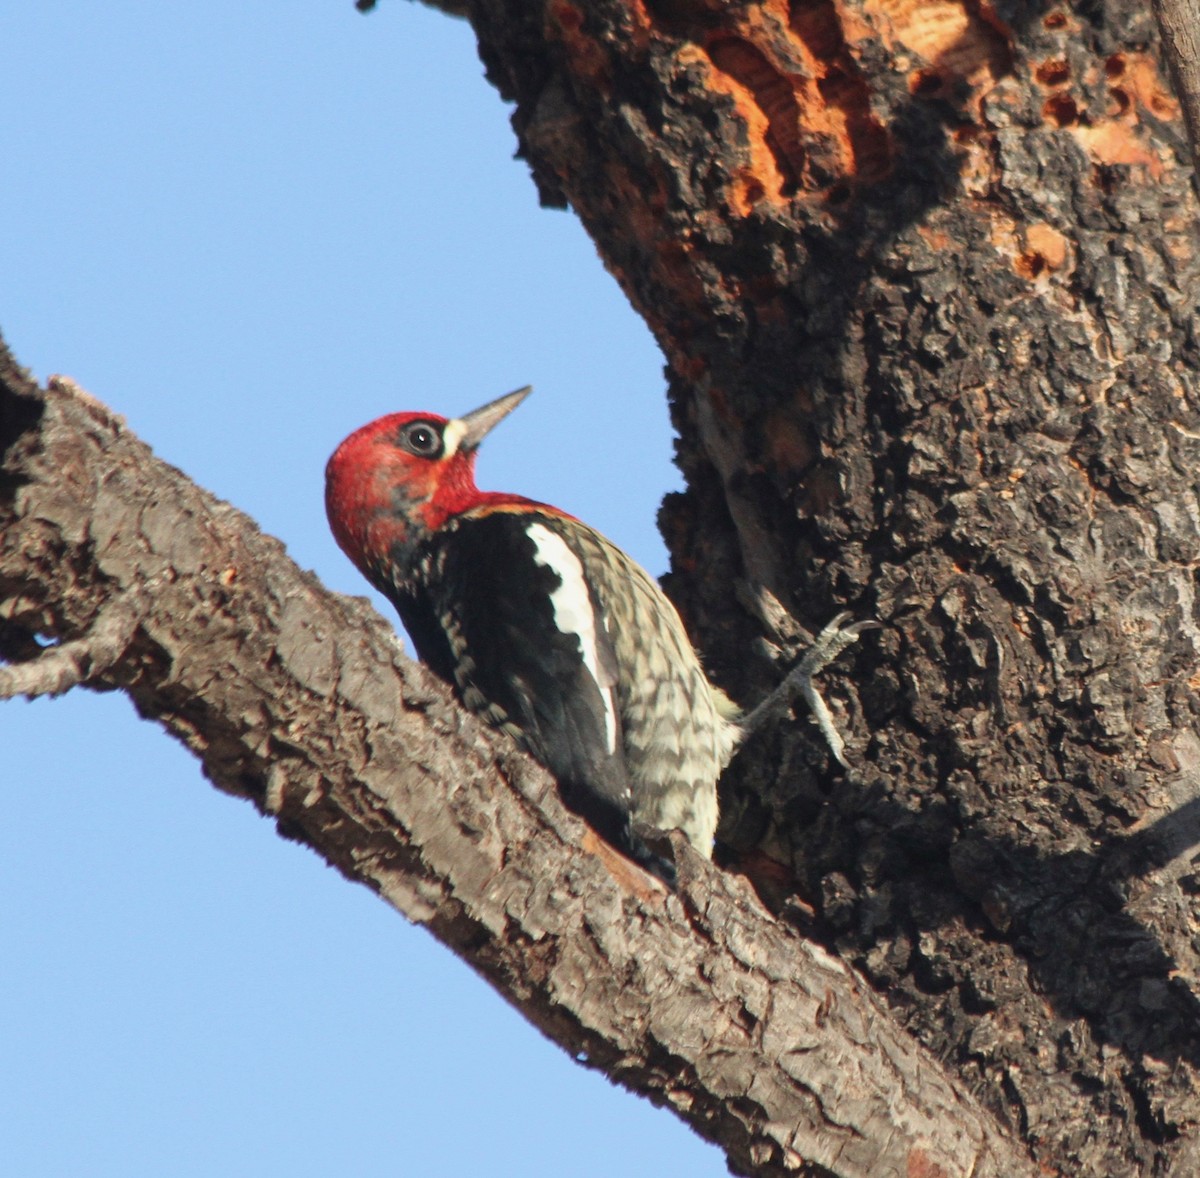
[387, 509, 639, 859]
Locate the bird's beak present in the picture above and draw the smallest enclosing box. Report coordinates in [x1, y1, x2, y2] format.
[452, 386, 532, 454]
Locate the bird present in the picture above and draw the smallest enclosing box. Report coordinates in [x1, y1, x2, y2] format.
[325, 387, 868, 882]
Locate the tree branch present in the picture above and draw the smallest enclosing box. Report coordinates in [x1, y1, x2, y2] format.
[1155, 0, 1200, 174]
[0, 342, 1034, 1176]
[0, 588, 142, 698]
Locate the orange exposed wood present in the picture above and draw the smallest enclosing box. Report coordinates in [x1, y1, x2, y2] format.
[1034, 58, 1070, 87]
[686, 40, 792, 203]
[784, 0, 893, 185]
[863, 0, 1013, 104]
[1107, 52, 1180, 121]
[671, 1, 892, 212]
[729, 170, 770, 217]
[989, 213, 1074, 284]
[1071, 123, 1164, 179]
[917, 225, 953, 252]
[1028, 49, 1177, 182]
[1024, 223, 1069, 272]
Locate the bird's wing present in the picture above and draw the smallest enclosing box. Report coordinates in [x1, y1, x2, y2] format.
[432, 509, 634, 846]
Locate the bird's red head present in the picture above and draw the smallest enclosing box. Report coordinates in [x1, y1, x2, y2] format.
[325, 386, 534, 586]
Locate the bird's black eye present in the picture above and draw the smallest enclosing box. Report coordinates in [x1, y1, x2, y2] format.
[400, 421, 443, 458]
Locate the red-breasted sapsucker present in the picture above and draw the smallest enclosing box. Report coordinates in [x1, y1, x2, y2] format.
[325, 388, 867, 881]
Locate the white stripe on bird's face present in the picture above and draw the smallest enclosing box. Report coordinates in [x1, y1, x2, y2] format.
[440, 418, 467, 458]
[526, 521, 619, 756]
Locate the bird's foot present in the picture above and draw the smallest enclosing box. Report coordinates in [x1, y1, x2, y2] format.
[742, 612, 879, 767]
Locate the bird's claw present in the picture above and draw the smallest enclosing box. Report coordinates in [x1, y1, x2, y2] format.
[796, 612, 878, 677]
[742, 612, 878, 768]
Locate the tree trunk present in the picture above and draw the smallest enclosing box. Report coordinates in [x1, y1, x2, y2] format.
[4, 0, 1200, 1173]
[471, 0, 1200, 1171]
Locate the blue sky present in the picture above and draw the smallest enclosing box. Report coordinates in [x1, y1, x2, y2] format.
[1, 4, 728, 1174]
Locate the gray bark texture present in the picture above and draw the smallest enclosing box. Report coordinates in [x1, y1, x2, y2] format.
[5, 0, 1200, 1172]
[0, 365, 1033, 1178]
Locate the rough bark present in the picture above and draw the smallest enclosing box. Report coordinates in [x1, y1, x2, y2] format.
[8, 0, 1200, 1171]
[0, 356, 1032, 1177]
[459, 0, 1200, 1173]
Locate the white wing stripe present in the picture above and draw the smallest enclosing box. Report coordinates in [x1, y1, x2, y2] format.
[526, 522, 618, 755]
